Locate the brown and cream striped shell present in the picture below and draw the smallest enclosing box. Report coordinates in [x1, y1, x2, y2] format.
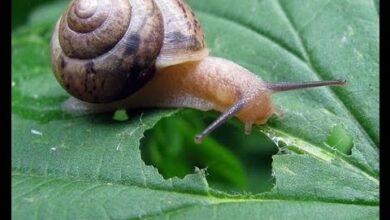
[51, 0, 208, 103]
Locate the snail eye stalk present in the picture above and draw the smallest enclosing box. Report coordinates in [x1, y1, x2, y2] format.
[265, 80, 346, 92]
[194, 97, 249, 144]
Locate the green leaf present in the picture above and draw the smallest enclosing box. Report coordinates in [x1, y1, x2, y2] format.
[326, 124, 353, 154]
[12, 0, 378, 219]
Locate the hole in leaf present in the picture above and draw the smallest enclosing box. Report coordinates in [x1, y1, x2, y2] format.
[326, 124, 353, 155]
[140, 109, 278, 194]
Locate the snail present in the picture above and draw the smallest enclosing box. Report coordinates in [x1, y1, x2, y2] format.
[50, 0, 346, 143]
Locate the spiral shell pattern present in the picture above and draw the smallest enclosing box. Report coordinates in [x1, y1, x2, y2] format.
[51, 0, 164, 103]
[51, 0, 208, 103]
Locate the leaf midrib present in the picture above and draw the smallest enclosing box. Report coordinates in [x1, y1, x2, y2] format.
[260, 126, 378, 181]
[12, 172, 378, 206]
[129, 198, 378, 220]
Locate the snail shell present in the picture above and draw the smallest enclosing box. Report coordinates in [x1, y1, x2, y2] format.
[51, 0, 208, 103]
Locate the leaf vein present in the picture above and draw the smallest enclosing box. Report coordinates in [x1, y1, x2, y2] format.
[275, 0, 378, 148]
[297, 0, 333, 32]
[12, 172, 378, 206]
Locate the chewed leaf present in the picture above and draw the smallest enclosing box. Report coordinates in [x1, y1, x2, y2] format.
[12, 0, 378, 219]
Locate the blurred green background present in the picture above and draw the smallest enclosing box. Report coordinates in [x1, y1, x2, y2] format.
[12, 0, 279, 194]
[12, 0, 57, 29]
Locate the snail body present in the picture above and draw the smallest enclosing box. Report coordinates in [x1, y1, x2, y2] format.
[51, 0, 346, 143]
